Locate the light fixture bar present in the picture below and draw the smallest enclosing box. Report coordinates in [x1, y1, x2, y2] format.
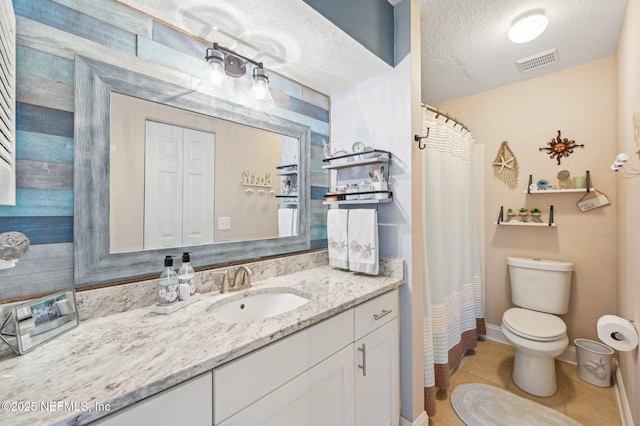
[202, 42, 274, 106]
[205, 42, 264, 70]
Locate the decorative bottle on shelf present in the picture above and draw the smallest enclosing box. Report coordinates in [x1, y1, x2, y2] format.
[158, 255, 179, 305]
[178, 252, 196, 298]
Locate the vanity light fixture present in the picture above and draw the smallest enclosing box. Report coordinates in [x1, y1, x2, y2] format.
[202, 47, 227, 87]
[508, 10, 549, 43]
[202, 42, 275, 106]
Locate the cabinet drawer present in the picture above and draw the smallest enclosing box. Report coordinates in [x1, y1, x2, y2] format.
[213, 309, 354, 424]
[354, 289, 398, 341]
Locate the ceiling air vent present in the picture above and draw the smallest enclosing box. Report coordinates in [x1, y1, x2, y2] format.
[516, 48, 558, 73]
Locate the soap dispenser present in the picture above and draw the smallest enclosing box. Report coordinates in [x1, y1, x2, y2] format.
[178, 252, 196, 297]
[158, 255, 179, 305]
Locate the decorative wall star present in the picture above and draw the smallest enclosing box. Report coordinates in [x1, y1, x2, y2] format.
[493, 154, 515, 175]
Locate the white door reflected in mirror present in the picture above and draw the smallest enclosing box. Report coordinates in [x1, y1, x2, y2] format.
[144, 121, 215, 250]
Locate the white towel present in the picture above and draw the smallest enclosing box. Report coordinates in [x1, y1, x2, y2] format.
[292, 208, 298, 236]
[348, 209, 379, 275]
[327, 209, 349, 269]
[278, 208, 294, 237]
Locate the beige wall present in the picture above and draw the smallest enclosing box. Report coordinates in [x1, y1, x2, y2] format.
[110, 93, 281, 252]
[438, 57, 618, 346]
[616, 0, 640, 422]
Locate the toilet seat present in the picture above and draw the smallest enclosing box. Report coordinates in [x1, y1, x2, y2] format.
[502, 308, 566, 342]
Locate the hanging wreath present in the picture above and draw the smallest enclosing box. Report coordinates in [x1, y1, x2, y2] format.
[492, 141, 519, 189]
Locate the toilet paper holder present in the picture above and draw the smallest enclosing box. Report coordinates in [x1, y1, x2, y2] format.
[611, 332, 625, 341]
[611, 319, 635, 341]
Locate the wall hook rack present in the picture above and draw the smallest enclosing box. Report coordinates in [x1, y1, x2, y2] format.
[414, 128, 430, 149]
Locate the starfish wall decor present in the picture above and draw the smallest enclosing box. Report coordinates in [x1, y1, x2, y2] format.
[492, 141, 519, 189]
[539, 130, 584, 165]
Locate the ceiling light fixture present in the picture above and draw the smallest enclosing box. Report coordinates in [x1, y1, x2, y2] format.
[508, 10, 549, 44]
[202, 43, 274, 106]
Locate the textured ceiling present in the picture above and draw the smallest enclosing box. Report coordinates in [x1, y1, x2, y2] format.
[117, 0, 628, 103]
[418, 0, 628, 104]
[115, 0, 391, 96]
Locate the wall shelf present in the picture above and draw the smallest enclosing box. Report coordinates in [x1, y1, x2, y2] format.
[323, 197, 393, 206]
[323, 150, 393, 207]
[275, 195, 297, 206]
[526, 188, 595, 194]
[276, 164, 297, 200]
[495, 205, 556, 226]
[276, 164, 298, 176]
[526, 171, 592, 194]
[322, 150, 391, 170]
[495, 221, 557, 227]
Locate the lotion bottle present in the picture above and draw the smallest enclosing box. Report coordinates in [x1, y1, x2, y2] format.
[178, 252, 196, 297]
[158, 256, 179, 305]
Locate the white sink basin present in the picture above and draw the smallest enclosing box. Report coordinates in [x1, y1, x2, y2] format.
[208, 289, 310, 323]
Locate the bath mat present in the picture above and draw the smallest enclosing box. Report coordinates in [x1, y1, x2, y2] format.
[451, 383, 582, 426]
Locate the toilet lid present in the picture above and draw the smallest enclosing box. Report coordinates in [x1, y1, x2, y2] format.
[503, 308, 566, 341]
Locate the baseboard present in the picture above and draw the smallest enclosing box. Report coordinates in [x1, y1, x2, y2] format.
[487, 322, 630, 423]
[484, 322, 577, 364]
[485, 323, 508, 345]
[400, 411, 428, 426]
[613, 359, 633, 426]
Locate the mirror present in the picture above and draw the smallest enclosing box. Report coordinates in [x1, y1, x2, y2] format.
[74, 56, 310, 286]
[0, 290, 79, 354]
[109, 93, 299, 252]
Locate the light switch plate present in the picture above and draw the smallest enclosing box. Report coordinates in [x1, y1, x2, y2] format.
[218, 217, 231, 230]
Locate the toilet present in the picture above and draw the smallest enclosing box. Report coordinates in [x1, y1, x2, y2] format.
[501, 256, 574, 397]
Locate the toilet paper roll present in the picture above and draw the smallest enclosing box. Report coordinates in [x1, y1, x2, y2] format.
[597, 315, 638, 352]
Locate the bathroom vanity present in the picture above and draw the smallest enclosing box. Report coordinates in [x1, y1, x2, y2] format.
[0, 262, 403, 425]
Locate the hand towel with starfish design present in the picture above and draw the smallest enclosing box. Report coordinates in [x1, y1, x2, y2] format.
[348, 209, 379, 275]
[328, 209, 349, 269]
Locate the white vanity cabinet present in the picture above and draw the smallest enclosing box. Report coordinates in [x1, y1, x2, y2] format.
[216, 289, 400, 426]
[218, 344, 355, 425]
[92, 289, 399, 426]
[92, 372, 212, 426]
[213, 309, 355, 425]
[354, 289, 400, 426]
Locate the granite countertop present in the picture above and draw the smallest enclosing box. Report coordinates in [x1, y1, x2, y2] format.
[0, 264, 403, 425]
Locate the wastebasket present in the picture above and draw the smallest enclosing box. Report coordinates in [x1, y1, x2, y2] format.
[574, 338, 614, 387]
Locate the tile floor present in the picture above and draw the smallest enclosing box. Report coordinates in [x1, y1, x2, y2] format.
[429, 339, 621, 425]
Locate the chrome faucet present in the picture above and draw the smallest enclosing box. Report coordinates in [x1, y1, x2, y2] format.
[213, 270, 232, 294]
[230, 265, 253, 292]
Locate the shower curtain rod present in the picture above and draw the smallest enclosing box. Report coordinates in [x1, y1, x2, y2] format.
[422, 104, 469, 132]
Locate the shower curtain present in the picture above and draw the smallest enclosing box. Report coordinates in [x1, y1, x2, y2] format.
[420, 106, 485, 416]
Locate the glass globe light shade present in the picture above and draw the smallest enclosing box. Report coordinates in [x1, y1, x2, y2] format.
[508, 13, 549, 43]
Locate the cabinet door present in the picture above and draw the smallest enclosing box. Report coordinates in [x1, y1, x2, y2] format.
[213, 309, 353, 423]
[355, 318, 399, 426]
[93, 372, 212, 426]
[218, 345, 355, 426]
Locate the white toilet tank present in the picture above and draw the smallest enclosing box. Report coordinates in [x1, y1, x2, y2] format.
[507, 256, 574, 314]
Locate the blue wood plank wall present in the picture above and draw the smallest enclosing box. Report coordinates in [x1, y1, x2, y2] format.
[0, 0, 329, 300]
